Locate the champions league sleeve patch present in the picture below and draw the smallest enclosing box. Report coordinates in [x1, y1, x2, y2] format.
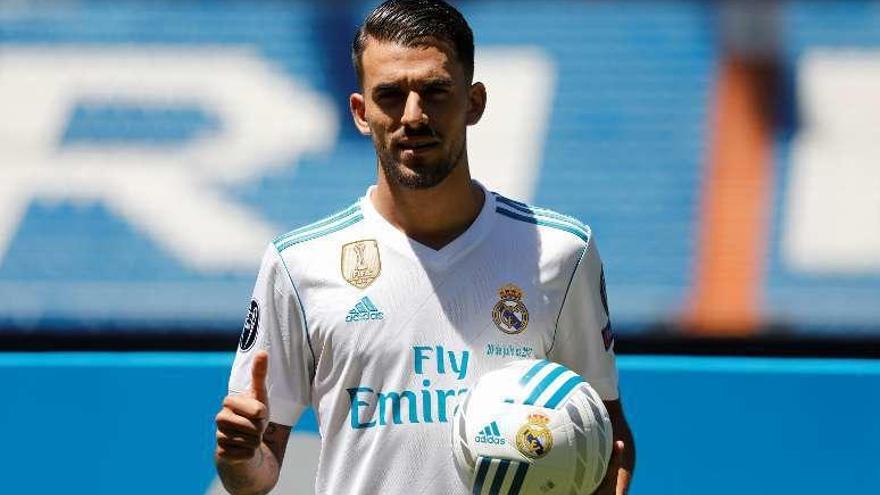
[599, 266, 614, 351]
[601, 322, 614, 351]
[239, 299, 260, 352]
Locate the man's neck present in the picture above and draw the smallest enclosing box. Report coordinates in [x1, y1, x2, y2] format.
[372, 164, 485, 250]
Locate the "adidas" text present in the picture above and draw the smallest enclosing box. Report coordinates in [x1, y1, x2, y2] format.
[474, 421, 506, 445]
[346, 296, 384, 322]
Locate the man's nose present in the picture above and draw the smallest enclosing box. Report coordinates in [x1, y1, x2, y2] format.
[401, 91, 428, 127]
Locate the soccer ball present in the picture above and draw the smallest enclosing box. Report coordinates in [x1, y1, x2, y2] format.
[452, 359, 613, 495]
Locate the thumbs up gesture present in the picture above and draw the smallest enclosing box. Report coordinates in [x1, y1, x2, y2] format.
[215, 351, 270, 463]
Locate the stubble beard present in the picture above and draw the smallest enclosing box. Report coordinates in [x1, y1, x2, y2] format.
[378, 139, 466, 190]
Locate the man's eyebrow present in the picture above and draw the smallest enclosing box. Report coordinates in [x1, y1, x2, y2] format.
[422, 78, 454, 88]
[372, 78, 453, 95]
[373, 82, 402, 94]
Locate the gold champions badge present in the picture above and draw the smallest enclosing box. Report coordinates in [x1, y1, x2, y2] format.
[341, 240, 381, 289]
[515, 413, 553, 459]
[492, 283, 529, 334]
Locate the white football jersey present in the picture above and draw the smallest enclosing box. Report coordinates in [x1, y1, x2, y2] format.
[228, 184, 619, 495]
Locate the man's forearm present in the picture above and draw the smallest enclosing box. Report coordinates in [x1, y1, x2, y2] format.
[615, 415, 636, 495]
[602, 399, 635, 495]
[217, 443, 281, 495]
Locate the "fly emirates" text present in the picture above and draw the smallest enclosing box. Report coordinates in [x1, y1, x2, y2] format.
[347, 346, 470, 429]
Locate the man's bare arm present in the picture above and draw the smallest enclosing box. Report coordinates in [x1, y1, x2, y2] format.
[262, 422, 291, 464]
[595, 399, 636, 495]
[216, 421, 291, 495]
[215, 351, 292, 495]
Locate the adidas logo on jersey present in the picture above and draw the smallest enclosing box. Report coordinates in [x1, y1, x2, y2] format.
[474, 421, 506, 445]
[345, 296, 384, 322]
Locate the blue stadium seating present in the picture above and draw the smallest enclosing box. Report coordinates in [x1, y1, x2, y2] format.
[1, 0, 877, 336]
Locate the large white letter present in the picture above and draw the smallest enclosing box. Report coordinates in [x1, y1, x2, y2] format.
[784, 49, 880, 274]
[0, 46, 337, 271]
[468, 47, 556, 202]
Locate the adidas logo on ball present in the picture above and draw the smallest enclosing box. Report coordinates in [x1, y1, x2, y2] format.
[474, 421, 506, 445]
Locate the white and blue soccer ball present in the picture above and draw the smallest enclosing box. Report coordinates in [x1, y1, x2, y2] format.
[452, 359, 613, 495]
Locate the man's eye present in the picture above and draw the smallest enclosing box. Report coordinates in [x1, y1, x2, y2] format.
[424, 87, 449, 97]
[376, 90, 403, 101]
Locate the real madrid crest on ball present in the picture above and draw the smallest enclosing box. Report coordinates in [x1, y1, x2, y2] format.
[341, 239, 381, 289]
[515, 412, 554, 459]
[492, 283, 529, 334]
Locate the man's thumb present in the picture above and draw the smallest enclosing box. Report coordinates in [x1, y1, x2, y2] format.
[249, 350, 269, 404]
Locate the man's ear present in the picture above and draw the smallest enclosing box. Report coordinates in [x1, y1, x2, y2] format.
[466, 82, 487, 126]
[350, 92, 371, 135]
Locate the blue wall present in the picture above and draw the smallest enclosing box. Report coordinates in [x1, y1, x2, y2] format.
[2, 353, 877, 494]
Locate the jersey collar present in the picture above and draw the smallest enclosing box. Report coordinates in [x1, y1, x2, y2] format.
[359, 181, 496, 270]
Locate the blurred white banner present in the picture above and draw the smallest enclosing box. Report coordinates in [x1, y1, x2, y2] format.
[0, 46, 338, 271]
[784, 49, 880, 274]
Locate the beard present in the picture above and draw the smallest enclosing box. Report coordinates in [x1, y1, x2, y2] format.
[378, 136, 466, 190]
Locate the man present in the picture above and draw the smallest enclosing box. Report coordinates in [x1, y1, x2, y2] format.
[214, 1, 635, 494]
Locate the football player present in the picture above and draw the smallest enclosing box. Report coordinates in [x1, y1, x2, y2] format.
[214, 1, 635, 493]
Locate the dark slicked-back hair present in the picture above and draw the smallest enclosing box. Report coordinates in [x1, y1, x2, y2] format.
[352, 0, 475, 85]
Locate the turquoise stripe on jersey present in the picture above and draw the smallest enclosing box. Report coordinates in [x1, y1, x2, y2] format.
[473, 457, 491, 495]
[275, 213, 364, 252]
[507, 462, 529, 495]
[274, 249, 316, 369]
[272, 203, 360, 245]
[523, 364, 567, 406]
[490, 421, 501, 436]
[543, 375, 584, 409]
[489, 459, 511, 495]
[494, 194, 591, 235]
[496, 207, 590, 243]
[520, 360, 551, 385]
[494, 194, 586, 227]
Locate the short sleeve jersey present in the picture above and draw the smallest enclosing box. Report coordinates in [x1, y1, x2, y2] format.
[228, 185, 619, 495]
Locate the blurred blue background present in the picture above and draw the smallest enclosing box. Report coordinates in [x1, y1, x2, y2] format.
[1, 1, 879, 494]
[1, 0, 877, 337]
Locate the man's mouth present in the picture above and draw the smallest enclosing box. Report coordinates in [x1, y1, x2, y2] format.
[398, 140, 439, 153]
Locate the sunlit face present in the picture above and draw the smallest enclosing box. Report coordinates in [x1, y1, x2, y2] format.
[350, 37, 485, 189]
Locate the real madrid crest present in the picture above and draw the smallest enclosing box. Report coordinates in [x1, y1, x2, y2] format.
[492, 283, 529, 334]
[341, 239, 382, 289]
[515, 412, 553, 459]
